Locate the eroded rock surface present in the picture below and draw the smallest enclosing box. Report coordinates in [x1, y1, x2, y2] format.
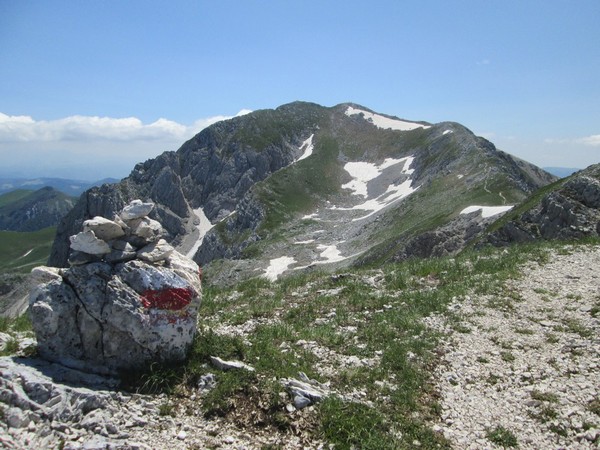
[29, 200, 202, 375]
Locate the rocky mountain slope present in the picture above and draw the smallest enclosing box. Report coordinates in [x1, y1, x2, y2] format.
[48, 102, 556, 284]
[0, 187, 75, 232]
[2, 241, 598, 449]
[483, 163, 600, 246]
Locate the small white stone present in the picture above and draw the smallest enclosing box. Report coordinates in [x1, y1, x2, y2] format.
[120, 199, 154, 220]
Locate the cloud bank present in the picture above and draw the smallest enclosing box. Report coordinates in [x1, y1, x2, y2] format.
[0, 110, 251, 143]
[0, 110, 251, 180]
[576, 135, 600, 147]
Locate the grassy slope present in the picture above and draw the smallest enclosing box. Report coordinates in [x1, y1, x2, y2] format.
[0, 227, 55, 273]
[255, 135, 344, 236]
[0, 189, 34, 208]
[123, 239, 590, 448]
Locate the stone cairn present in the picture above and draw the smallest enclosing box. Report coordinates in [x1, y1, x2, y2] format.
[29, 200, 202, 375]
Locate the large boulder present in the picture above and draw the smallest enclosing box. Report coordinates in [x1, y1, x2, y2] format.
[29, 200, 202, 375]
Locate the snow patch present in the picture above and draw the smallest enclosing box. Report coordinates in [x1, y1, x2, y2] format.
[457, 174, 464, 179]
[296, 134, 314, 162]
[443, 130, 453, 135]
[342, 157, 415, 198]
[294, 239, 315, 245]
[333, 156, 419, 221]
[186, 207, 214, 258]
[316, 244, 346, 263]
[345, 106, 430, 131]
[460, 205, 514, 218]
[302, 213, 319, 220]
[263, 256, 296, 282]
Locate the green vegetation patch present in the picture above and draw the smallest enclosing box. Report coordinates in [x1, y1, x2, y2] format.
[0, 227, 56, 274]
[125, 240, 579, 447]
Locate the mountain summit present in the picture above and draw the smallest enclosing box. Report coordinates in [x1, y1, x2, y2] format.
[49, 102, 556, 283]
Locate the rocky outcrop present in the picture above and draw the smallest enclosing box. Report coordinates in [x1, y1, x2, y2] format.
[485, 165, 600, 246]
[391, 212, 495, 261]
[48, 103, 325, 268]
[47, 102, 558, 285]
[196, 192, 265, 265]
[29, 200, 202, 375]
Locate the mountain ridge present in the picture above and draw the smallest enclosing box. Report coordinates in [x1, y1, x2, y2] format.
[47, 101, 557, 284]
[0, 187, 75, 232]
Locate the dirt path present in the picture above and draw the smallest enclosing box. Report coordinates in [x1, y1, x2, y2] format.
[430, 245, 600, 449]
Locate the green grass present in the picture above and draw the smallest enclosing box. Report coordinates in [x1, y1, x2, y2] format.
[256, 135, 344, 236]
[0, 312, 33, 356]
[530, 390, 559, 403]
[0, 226, 56, 273]
[486, 425, 519, 447]
[124, 240, 582, 447]
[0, 189, 35, 208]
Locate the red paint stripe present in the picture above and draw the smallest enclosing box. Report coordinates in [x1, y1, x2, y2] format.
[140, 287, 194, 310]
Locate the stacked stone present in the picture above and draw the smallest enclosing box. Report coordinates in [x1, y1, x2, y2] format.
[29, 200, 202, 375]
[69, 199, 174, 266]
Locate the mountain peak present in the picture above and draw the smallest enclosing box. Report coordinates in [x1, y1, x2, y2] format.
[49, 101, 557, 284]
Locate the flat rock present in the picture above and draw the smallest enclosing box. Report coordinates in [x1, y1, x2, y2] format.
[137, 239, 174, 263]
[70, 230, 111, 255]
[83, 216, 125, 241]
[210, 356, 255, 372]
[120, 200, 154, 221]
[127, 217, 164, 241]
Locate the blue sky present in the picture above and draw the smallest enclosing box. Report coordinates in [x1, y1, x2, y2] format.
[1, 0, 599, 180]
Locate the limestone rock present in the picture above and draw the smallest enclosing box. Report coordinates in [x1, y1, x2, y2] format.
[29, 201, 202, 375]
[281, 372, 329, 409]
[127, 217, 164, 241]
[29, 255, 201, 374]
[210, 356, 255, 372]
[70, 231, 111, 255]
[120, 200, 154, 221]
[137, 239, 174, 263]
[30, 266, 62, 285]
[83, 216, 125, 241]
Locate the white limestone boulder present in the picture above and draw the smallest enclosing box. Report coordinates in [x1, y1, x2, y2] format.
[29, 256, 202, 374]
[120, 200, 154, 221]
[83, 216, 125, 241]
[69, 231, 111, 255]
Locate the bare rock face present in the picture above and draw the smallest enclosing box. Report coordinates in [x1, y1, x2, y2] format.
[485, 166, 600, 246]
[29, 200, 202, 375]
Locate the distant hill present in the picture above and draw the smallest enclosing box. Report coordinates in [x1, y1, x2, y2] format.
[543, 167, 580, 178]
[0, 187, 75, 232]
[0, 177, 120, 197]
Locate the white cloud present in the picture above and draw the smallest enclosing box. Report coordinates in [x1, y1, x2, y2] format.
[476, 59, 491, 66]
[0, 109, 252, 180]
[576, 135, 600, 146]
[0, 110, 251, 143]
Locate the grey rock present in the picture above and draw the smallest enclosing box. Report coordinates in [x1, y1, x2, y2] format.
[210, 356, 255, 372]
[485, 164, 600, 246]
[120, 200, 154, 221]
[104, 249, 137, 264]
[126, 217, 164, 242]
[68, 250, 102, 266]
[197, 373, 216, 391]
[281, 372, 329, 407]
[30, 256, 201, 374]
[5, 407, 28, 428]
[136, 239, 174, 263]
[293, 395, 312, 410]
[83, 216, 125, 241]
[69, 231, 111, 255]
